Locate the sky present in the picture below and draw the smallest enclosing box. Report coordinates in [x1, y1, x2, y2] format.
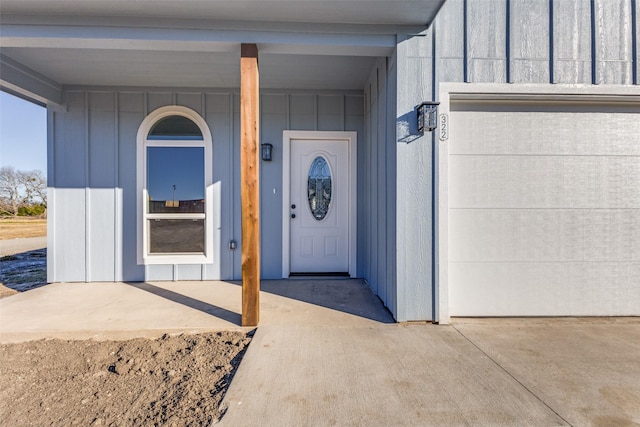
[0, 91, 47, 174]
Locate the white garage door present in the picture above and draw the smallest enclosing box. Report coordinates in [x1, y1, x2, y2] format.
[448, 100, 640, 316]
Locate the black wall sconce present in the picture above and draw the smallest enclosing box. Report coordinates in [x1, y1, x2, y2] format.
[261, 143, 273, 161]
[417, 101, 440, 133]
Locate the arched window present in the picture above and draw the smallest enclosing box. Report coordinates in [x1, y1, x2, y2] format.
[136, 106, 213, 264]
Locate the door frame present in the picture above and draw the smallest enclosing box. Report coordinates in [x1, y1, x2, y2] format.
[282, 130, 357, 278]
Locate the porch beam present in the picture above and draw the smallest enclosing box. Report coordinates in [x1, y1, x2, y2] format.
[0, 54, 62, 105]
[240, 43, 260, 327]
[0, 23, 398, 55]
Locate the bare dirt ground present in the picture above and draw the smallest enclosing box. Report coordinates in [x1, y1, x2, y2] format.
[0, 283, 18, 298]
[0, 219, 253, 426]
[0, 332, 253, 426]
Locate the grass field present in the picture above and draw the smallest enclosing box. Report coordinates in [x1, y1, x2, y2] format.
[0, 217, 47, 240]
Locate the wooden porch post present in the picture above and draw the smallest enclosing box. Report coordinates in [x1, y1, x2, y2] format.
[240, 43, 260, 326]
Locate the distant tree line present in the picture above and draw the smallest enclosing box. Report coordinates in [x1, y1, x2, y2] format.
[0, 166, 47, 217]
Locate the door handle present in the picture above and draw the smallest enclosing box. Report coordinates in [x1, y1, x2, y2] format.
[291, 213, 296, 219]
[291, 204, 296, 209]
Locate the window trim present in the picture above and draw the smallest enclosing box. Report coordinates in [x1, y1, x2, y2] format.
[136, 106, 213, 265]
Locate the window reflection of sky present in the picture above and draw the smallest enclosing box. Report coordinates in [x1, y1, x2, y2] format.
[148, 115, 203, 139]
[147, 147, 204, 201]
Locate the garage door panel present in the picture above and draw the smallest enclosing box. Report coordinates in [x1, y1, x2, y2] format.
[449, 155, 640, 209]
[449, 209, 640, 263]
[450, 110, 640, 156]
[449, 261, 640, 316]
[448, 101, 640, 317]
[582, 210, 640, 262]
[449, 209, 585, 262]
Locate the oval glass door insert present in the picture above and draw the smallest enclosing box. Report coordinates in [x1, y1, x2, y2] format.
[308, 156, 332, 220]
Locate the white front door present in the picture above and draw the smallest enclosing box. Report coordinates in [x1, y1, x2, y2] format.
[283, 131, 357, 276]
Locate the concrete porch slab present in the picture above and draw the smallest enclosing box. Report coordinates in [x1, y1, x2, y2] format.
[0, 278, 389, 343]
[0, 281, 244, 342]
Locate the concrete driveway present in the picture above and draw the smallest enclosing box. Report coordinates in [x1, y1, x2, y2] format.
[449, 318, 640, 427]
[0, 236, 46, 257]
[1, 279, 638, 425]
[220, 312, 640, 426]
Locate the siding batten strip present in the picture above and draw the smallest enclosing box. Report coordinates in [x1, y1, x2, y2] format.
[431, 20, 437, 100]
[240, 43, 260, 327]
[202, 92, 206, 281]
[342, 95, 346, 131]
[286, 94, 291, 130]
[463, 0, 469, 82]
[85, 92, 90, 282]
[632, 0, 638, 85]
[229, 94, 236, 279]
[314, 94, 318, 130]
[549, 0, 555, 83]
[590, 0, 598, 84]
[114, 92, 120, 281]
[505, 0, 511, 83]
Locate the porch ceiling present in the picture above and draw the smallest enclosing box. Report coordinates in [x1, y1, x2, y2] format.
[0, 0, 446, 104]
[1, 47, 379, 90]
[0, 1, 444, 26]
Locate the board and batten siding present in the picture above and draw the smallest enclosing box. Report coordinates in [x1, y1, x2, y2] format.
[394, 0, 639, 321]
[362, 58, 398, 317]
[260, 92, 364, 279]
[421, 0, 638, 86]
[47, 89, 363, 283]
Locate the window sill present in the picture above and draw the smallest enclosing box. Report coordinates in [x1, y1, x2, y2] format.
[141, 254, 211, 265]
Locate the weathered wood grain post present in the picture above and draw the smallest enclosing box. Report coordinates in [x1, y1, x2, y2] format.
[240, 43, 260, 326]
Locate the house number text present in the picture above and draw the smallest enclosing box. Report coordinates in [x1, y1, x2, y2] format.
[439, 114, 448, 141]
